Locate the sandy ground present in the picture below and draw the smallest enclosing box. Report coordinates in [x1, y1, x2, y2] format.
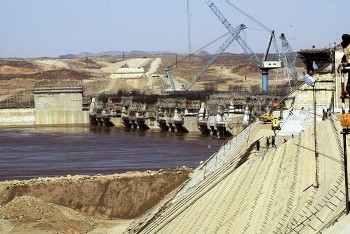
[0, 168, 191, 233]
[0, 53, 279, 101]
[0, 54, 305, 233]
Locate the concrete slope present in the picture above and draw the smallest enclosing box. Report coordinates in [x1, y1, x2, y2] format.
[137, 117, 347, 233]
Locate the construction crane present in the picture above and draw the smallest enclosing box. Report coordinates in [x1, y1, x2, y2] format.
[183, 24, 246, 91]
[162, 67, 176, 94]
[280, 33, 298, 89]
[161, 24, 245, 93]
[207, 0, 283, 93]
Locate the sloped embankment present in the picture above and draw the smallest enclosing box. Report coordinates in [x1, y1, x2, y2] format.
[0, 168, 191, 233]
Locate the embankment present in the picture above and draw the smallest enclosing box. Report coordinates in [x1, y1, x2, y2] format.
[0, 168, 191, 233]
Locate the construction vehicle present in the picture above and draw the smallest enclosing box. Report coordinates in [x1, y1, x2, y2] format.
[259, 99, 285, 123]
[259, 113, 274, 123]
[271, 118, 281, 130]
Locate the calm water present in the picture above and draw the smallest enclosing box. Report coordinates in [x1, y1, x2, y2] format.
[0, 125, 228, 181]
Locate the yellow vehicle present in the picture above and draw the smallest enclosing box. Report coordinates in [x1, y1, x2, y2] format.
[271, 118, 281, 130]
[259, 98, 287, 123]
[259, 113, 274, 123]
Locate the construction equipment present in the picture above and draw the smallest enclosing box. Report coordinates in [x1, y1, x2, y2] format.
[207, 0, 283, 93]
[280, 33, 298, 89]
[162, 67, 176, 94]
[258, 77, 308, 124]
[258, 96, 287, 123]
[259, 113, 274, 123]
[161, 24, 245, 93]
[271, 118, 281, 130]
[258, 102, 284, 123]
[183, 24, 246, 91]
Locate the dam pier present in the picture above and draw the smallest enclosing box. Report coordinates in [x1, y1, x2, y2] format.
[87, 92, 287, 136]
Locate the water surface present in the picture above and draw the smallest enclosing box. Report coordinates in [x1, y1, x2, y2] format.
[0, 125, 228, 181]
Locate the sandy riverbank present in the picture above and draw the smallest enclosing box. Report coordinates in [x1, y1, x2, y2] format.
[0, 168, 191, 233]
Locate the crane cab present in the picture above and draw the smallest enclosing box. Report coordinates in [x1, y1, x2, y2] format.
[262, 61, 283, 69]
[271, 118, 281, 131]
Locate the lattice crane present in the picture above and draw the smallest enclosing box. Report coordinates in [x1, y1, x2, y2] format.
[280, 33, 298, 88]
[183, 24, 246, 91]
[162, 24, 245, 93]
[207, 0, 283, 93]
[162, 67, 176, 94]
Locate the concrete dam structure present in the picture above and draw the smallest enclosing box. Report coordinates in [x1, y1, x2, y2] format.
[33, 84, 89, 125]
[0, 83, 90, 126]
[127, 47, 350, 233]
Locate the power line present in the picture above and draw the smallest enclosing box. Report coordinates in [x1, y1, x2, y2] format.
[225, 0, 271, 33]
[187, 0, 191, 56]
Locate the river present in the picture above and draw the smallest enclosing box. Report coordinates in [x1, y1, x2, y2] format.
[0, 125, 229, 181]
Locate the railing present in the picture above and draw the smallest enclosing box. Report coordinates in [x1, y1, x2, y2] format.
[180, 121, 259, 193]
[135, 121, 259, 233]
[0, 90, 34, 108]
[33, 85, 83, 94]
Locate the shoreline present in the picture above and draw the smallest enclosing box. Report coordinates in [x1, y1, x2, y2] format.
[0, 168, 192, 233]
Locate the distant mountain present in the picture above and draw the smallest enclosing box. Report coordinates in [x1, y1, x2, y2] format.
[127, 50, 174, 56]
[127, 50, 145, 55]
[97, 51, 124, 56]
[59, 50, 187, 58]
[58, 54, 78, 59]
[77, 52, 97, 57]
[197, 50, 210, 56]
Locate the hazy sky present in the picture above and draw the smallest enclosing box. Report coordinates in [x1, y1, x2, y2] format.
[0, 0, 348, 58]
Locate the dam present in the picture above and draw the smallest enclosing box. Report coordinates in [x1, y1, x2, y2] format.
[125, 47, 350, 233]
[33, 84, 89, 125]
[0, 82, 90, 126]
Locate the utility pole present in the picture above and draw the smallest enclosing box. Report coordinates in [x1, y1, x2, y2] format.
[304, 70, 319, 188]
[341, 129, 350, 214]
[340, 67, 350, 214]
[313, 84, 319, 188]
[175, 53, 178, 68]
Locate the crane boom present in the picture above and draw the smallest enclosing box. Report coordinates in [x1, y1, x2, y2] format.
[206, 0, 261, 67]
[280, 33, 297, 80]
[224, 0, 280, 62]
[207, 0, 283, 93]
[163, 67, 176, 93]
[184, 24, 246, 91]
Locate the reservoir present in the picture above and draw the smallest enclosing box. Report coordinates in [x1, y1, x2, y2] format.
[0, 125, 227, 181]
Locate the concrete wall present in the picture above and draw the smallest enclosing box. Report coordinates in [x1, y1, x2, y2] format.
[226, 115, 244, 136]
[110, 117, 123, 127]
[184, 116, 200, 133]
[34, 93, 89, 125]
[335, 50, 344, 109]
[293, 74, 335, 110]
[0, 108, 35, 126]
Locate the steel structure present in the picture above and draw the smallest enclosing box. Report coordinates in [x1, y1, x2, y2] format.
[183, 24, 246, 91]
[162, 24, 245, 93]
[207, 0, 283, 93]
[280, 33, 298, 87]
[162, 67, 176, 93]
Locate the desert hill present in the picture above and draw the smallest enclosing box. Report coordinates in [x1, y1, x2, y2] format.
[0, 52, 303, 104]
